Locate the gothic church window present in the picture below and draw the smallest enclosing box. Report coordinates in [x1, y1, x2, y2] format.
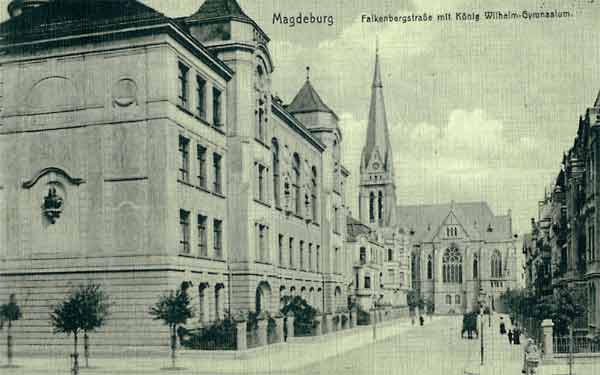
[272, 139, 280, 206]
[427, 255, 433, 280]
[369, 192, 375, 223]
[442, 247, 462, 283]
[473, 254, 479, 279]
[491, 250, 502, 278]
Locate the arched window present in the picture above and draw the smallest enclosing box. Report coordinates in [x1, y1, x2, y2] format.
[272, 139, 280, 207]
[455, 294, 461, 305]
[369, 192, 375, 223]
[491, 250, 502, 278]
[473, 254, 479, 279]
[311, 166, 318, 222]
[442, 246, 462, 283]
[445, 294, 452, 304]
[378, 191, 383, 222]
[293, 153, 301, 215]
[427, 255, 433, 280]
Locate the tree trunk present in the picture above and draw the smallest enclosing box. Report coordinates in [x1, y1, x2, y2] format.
[170, 325, 176, 369]
[7, 320, 13, 367]
[72, 332, 79, 375]
[84, 331, 89, 368]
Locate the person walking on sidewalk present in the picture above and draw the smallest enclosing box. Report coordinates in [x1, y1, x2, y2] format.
[499, 317, 507, 335]
[508, 329, 514, 344]
[513, 326, 521, 345]
[522, 339, 540, 374]
[419, 316, 424, 326]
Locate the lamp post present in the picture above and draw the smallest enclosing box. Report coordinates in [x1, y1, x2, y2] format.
[478, 289, 486, 366]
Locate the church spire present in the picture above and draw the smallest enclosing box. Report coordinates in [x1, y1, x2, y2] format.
[361, 43, 393, 175]
[358, 42, 398, 228]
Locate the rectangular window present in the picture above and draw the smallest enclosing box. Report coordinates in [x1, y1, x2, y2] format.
[258, 164, 266, 202]
[299, 241, 304, 270]
[333, 206, 339, 233]
[197, 144, 207, 188]
[196, 75, 206, 119]
[213, 219, 222, 258]
[178, 62, 189, 108]
[360, 247, 367, 265]
[278, 234, 284, 266]
[388, 248, 393, 261]
[257, 224, 268, 261]
[197, 214, 207, 257]
[316, 245, 320, 272]
[179, 136, 190, 182]
[364, 276, 371, 289]
[308, 243, 313, 271]
[289, 237, 294, 268]
[179, 209, 190, 254]
[334, 247, 339, 273]
[213, 87, 222, 127]
[213, 153, 222, 194]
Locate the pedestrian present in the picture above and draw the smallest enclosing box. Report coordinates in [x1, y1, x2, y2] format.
[419, 315, 424, 326]
[513, 327, 521, 345]
[499, 317, 506, 335]
[522, 338, 539, 374]
[508, 329, 513, 344]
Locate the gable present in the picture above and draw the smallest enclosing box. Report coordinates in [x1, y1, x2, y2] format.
[431, 211, 470, 241]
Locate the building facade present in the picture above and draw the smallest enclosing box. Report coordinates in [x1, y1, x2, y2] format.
[0, 0, 364, 349]
[525, 92, 600, 335]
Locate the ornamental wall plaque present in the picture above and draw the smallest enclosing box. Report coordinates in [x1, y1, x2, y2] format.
[112, 78, 137, 107]
[42, 187, 63, 224]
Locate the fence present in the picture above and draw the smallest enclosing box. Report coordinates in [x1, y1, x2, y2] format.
[553, 336, 600, 355]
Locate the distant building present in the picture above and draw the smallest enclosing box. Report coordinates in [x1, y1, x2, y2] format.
[525, 91, 600, 335]
[400, 202, 518, 314]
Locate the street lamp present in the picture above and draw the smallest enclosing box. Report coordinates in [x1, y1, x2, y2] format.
[478, 289, 486, 366]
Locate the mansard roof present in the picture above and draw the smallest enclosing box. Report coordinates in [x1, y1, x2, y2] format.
[397, 201, 513, 243]
[0, 0, 165, 41]
[186, 0, 270, 43]
[286, 79, 339, 121]
[190, 0, 251, 22]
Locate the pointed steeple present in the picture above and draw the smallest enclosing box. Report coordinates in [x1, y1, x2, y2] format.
[361, 44, 393, 175]
[594, 88, 600, 108]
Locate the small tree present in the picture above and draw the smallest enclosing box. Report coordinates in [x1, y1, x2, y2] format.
[50, 288, 86, 375]
[280, 296, 318, 336]
[149, 282, 193, 369]
[79, 283, 111, 368]
[0, 294, 22, 367]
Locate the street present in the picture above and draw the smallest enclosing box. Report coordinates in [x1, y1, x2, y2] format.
[296, 314, 524, 375]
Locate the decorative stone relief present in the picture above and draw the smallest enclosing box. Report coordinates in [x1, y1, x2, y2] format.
[42, 186, 63, 224]
[112, 78, 138, 107]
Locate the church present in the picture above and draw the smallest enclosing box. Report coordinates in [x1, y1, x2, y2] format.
[352, 45, 519, 315]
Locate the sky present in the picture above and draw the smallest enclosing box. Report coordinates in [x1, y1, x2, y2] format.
[1, 0, 598, 234]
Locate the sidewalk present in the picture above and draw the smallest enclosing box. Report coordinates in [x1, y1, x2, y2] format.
[0, 316, 430, 375]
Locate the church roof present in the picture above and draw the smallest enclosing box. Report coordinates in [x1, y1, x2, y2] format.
[286, 79, 339, 120]
[397, 201, 512, 243]
[190, 0, 251, 22]
[361, 48, 393, 173]
[0, 0, 166, 41]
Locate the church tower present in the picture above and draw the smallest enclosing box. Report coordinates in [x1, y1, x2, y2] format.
[359, 45, 397, 228]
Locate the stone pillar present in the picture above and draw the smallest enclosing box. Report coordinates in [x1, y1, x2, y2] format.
[236, 321, 247, 351]
[351, 309, 358, 328]
[314, 314, 323, 335]
[286, 314, 295, 340]
[323, 313, 333, 334]
[257, 319, 268, 346]
[541, 319, 554, 358]
[275, 316, 284, 343]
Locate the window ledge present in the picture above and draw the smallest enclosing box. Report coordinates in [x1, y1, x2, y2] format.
[212, 125, 226, 135]
[212, 191, 226, 199]
[255, 260, 272, 266]
[177, 179, 194, 188]
[194, 114, 210, 126]
[254, 137, 271, 149]
[253, 198, 271, 208]
[212, 256, 226, 263]
[197, 185, 211, 194]
[177, 104, 194, 117]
